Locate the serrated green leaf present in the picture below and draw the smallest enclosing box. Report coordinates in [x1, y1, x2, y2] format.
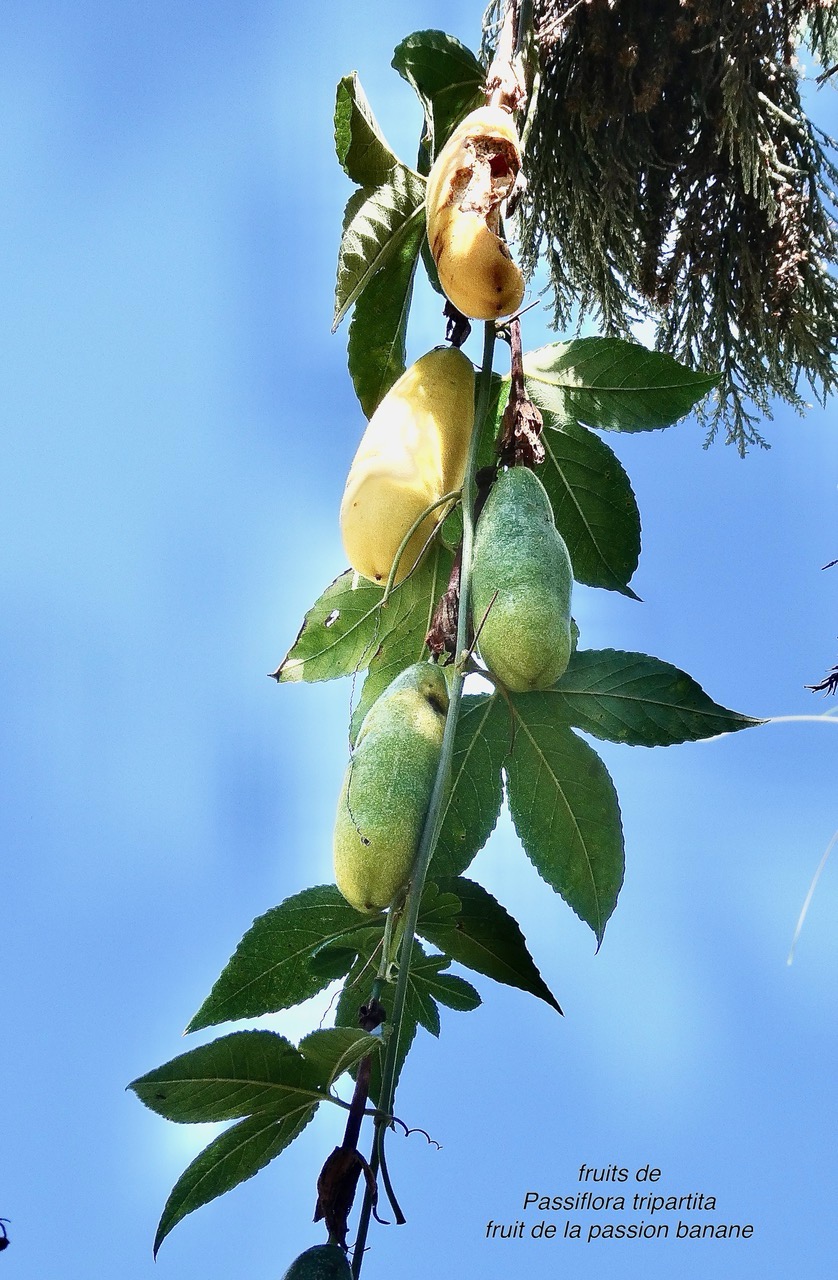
[273, 570, 387, 685]
[408, 960, 441, 1036]
[419, 875, 562, 1012]
[432, 694, 508, 877]
[129, 1031, 327, 1124]
[275, 547, 452, 692]
[417, 880, 462, 926]
[550, 649, 764, 746]
[153, 1108, 316, 1256]
[504, 697, 625, 944]
[333, 167, 426, 331]
[391, 30, 485, 171]
[412, 956, 481, 1012]
[297, 1027, 382, 1088]
[347, 217, 423, 417]
[187, 887, 381, 1033]
[334, 73, 399, 187]
[307, 944, 358, 984]
[540, 419, 640, 597]
[349, 542, 453, 741]
[524, 337, 719, 432]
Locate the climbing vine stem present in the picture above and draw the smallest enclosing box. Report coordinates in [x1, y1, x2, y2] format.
[350, 321, 497, 1278]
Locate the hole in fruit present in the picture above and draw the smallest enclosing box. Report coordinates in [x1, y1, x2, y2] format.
[489, 152, 512, 179]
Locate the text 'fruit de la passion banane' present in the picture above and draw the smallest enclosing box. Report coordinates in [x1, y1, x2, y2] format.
[334, 105, 573, 913]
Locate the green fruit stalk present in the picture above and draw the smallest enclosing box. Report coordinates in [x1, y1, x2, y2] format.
[333, 663, 449, 913]
[471, 466, 573, 692]
[280, 1244, 353, 1280]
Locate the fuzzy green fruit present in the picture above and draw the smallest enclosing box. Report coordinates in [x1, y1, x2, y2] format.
[280, 1244, 352, 1280]
[471, 467, 573, 692]
[333, 663, 449, 913]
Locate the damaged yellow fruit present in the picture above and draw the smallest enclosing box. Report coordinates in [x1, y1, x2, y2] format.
[425, 105, 524, 321]
[339, 347, 474, 585]
[333, 663, 449, 913]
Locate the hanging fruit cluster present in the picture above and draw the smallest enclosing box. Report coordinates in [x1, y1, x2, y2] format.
[331, 100, 574, 918]
[130, 26, 758, 1280]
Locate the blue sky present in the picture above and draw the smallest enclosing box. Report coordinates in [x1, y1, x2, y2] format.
[2, 4, 837, 1278]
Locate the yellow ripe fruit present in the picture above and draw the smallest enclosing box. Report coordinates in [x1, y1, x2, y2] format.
[339, 347, 474, 585]
[333, 663, 448, 914]
[425, 105, 524, 321]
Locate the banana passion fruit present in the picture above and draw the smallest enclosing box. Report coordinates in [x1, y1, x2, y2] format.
[425, 105, 524, 321]
[471, 466, 573, 692]
[333, 662, 449, 913]
[340, 348, 474, 585]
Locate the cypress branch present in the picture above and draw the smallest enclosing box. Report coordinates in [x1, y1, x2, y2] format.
[485, 0, 838, 451]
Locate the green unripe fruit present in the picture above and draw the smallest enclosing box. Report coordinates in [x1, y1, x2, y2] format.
[471, 466, 573, 692]
[333, 662, 449, 913]
[280, 1244, 352, 1280]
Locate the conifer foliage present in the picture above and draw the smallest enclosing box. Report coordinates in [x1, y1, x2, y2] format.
[486, 0, 838, 449]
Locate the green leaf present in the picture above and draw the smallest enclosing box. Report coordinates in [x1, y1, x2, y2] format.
[347, 217, 423, 417]
[523, 337, 720, 432]
[273, 570, 388, 685]
[298, 1027, 382, 1088]
[349, 542, 453, 741]
[504, 696, 625, 944]
[411, 955, 481, 1012]
[407, 957, 441, 1037]
[307, 943, 358, 984]
[417, 880, 461, 926]
[334, 73, 399, 188]
[129, 1031, 327, 1124]
[432, 694, 508, 877]
[391, 30, 485, 171]
[550, 649, 764, 746]
[540, 415, 641, 598]
[419, 876, 562, 1012]
[420, 230, 444, 294]
[153, 1108, 316, 1256]
[276, 541, 453, 706]
[473, 372, 508, 472]
[439, 499, 463, 550]
[333, 167, 426, 331]
[186, 887, 380, 1033]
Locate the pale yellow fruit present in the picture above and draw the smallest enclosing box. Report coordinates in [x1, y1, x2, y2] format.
[340, 347, 474, 584]
[425, 105, 524, 321]
[333, 663, 449, 913]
